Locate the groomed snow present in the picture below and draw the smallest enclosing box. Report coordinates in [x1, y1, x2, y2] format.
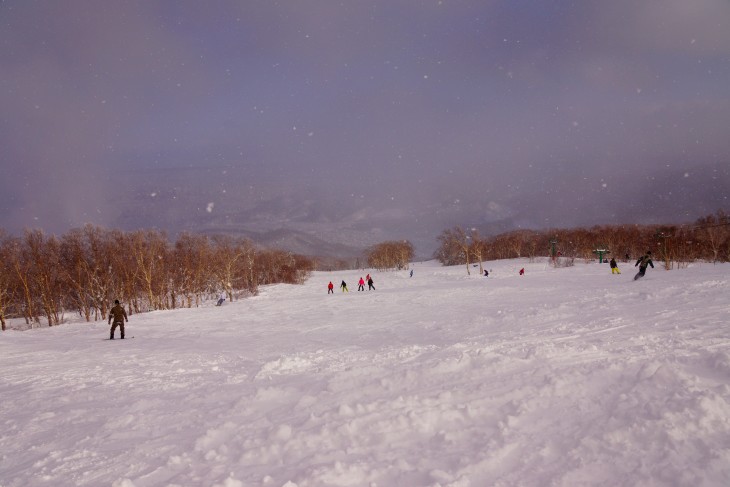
[1, 259, 729, 487]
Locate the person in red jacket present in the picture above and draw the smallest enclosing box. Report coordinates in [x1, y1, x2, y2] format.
[519, 268, 525, 275]
[327, 281, 334, 294]
[358, 277, 365, 291]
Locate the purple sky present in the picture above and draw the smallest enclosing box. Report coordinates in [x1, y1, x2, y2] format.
[1, 1, 729, 253]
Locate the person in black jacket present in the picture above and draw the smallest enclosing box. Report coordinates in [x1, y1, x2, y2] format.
[634, 251, 654, 280]
[610, 257, 620, 274]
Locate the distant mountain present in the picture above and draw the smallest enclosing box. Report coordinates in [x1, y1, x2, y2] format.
[108, 162, 729, 259]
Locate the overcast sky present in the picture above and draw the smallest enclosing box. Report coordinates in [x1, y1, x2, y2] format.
[1, 1, 729, 251]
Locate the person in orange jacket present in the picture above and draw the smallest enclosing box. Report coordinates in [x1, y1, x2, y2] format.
[327, 281, 334, 294]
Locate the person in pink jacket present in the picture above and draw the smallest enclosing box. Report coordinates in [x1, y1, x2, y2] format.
[358, 277, 365, 291]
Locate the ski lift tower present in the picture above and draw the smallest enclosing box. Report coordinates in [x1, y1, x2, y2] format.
[593, 248, 610, 264]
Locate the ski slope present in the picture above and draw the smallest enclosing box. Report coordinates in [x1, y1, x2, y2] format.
[1, 259, 729, 487]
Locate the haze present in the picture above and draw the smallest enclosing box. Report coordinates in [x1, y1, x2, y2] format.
[1, 1, 728, 255]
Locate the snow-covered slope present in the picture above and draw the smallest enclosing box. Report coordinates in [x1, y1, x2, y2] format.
[1, 259, 729, 486]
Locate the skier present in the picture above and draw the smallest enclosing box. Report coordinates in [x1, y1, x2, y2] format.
[610, 257, 621, 275]
[634, 251, 654, 280]
[340, 280, 349, 292]
[519, 268, 525, 276]
[327, 281, 334, 294]
[108, 299, 128, 340]
[216, 292, 225, 306]
[367, 276, 375, 290]
[358, 277, 365, 291]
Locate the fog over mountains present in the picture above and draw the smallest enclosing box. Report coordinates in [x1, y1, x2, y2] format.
[104, 162, 728, 258]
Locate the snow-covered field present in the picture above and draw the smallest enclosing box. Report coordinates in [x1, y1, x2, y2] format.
[1, 258, 729, 487]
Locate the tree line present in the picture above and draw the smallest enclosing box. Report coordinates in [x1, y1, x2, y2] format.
[434, 210, 730, 274]
[0, 225, 315, 329]
[2, 210, 727, 331]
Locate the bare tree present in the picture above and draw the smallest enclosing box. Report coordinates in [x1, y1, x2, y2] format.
[129, 229, 169, 311]
[435, 227, 471, 274]
[696, 210, 730, 263]
[211, 235, 256, 300]
[171, 233, 212, 308]
[0, 231, 18, 331]
[23, 230, 64, 326]
[469, 231, 488, 275]
[367, 240, 415, 271]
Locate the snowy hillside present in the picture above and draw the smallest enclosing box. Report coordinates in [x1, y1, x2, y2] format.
[1, 259, 729, 487]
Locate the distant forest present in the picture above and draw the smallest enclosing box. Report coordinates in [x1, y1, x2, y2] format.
[433, 210, 730, 274]
[0, 210, 727, 330]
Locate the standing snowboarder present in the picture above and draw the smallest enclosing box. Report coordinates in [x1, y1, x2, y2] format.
[634, 251, 654, 280]
[610, 257, 621, 274]
[108, 299, 128, 340]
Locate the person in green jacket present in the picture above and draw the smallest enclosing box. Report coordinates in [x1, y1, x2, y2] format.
[108, 300, 128, 339]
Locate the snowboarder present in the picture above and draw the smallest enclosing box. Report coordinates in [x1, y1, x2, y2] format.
[367, 276, 375, 290]
[484, 269, 489, 277]
[410, 269, 413, 278]
[340, 280, 349, 292]
[358, 277, 365, 291]
[519, 268, 525, 276]
[108, 299, 128, 340]
[634, 251, 654, 280]
[216, 292, 226, 306]
[610, 258, 621, 275]
[327, 281, 334, 294]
